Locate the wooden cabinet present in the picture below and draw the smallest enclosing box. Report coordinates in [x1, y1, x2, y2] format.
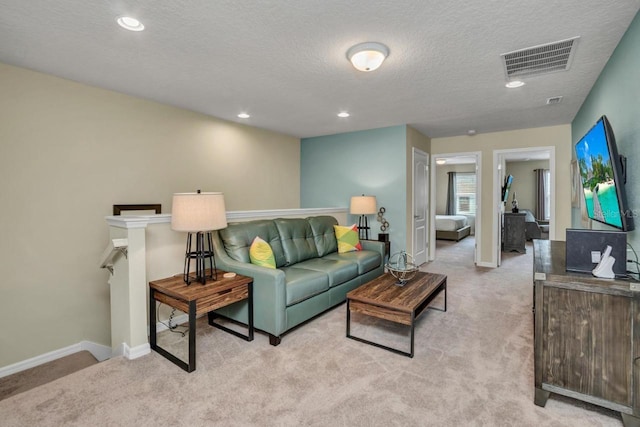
[503, 212, 526, 253]
[533, 240, 640, 426]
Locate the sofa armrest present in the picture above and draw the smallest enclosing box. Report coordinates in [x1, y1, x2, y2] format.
[361, 240, 385, 266]
[211, 231, 287, 337]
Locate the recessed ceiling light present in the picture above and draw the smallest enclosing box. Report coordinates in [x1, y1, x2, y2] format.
[467, 129, 477, 136]
[337, 112, 350, 118]
[117, 16, 145, 32]
[237, 113, 250, 119]
[505, 80, 525, 89]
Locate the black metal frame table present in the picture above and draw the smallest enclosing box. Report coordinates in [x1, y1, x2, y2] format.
[149, 270, 253, 372]
[346, 271, 446, 358]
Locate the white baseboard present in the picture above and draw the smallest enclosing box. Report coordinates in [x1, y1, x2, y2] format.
[112, 342, 150, 360]
[80, 341, 111, 362]
[476, 261, 497, 268]
[155, 313, 189, 333]
[0, 341, 111, 379]
[1, 315, 191, 378]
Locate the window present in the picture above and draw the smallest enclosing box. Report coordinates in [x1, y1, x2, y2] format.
[455, 173, 476, 215]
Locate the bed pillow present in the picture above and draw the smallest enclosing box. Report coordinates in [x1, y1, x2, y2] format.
[334, 224, 362, 253]
[249, 236, 276, 269]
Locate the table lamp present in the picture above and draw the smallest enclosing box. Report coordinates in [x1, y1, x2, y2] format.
[171, 191, 228, 285]
[350, 195, 377, 240]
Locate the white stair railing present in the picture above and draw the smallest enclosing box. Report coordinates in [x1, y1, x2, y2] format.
[99, 238, 128, 275]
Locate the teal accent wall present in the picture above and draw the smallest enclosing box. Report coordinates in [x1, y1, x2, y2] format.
[572, 10, 640, 248]
[301, 125, 408, 254]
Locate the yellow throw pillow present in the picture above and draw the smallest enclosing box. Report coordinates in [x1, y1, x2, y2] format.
[334, 224, 362, 253]
[249, 236, 276, 269]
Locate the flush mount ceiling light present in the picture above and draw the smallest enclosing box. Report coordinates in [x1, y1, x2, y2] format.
[337, 111, 350, 118]
[117, 16, 145, 32]
[505, 80, 525, 88]
[436, 159, 447, 165]
[346, 42, 389, 72]
[237, 113, 250, 119]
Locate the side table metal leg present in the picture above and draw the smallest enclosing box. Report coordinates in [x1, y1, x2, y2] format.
[149, 289, 156, 349]
[248, 282, 254, 341]
[187, 300, 196, 372]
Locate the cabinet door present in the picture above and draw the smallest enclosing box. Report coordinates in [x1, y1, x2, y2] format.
[542, 287, 632, 405]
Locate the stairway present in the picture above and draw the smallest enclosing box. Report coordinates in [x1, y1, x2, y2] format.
[0, 351, 99, 402]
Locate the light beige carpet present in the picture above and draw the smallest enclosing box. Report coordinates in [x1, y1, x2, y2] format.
[0, 238, 623, 426]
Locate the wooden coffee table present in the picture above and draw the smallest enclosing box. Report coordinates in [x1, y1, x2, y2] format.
[346, 271, 447, 357]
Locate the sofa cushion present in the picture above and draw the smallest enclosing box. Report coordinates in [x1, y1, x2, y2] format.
[274, 218, 319, 265]
[334, 224, 362, 253]
[294, 258, 358, 287]
[323, 250, 381, 275]
[307, 216, 339, 256]
[219, 220, 287, 267]
[249, 236, 276, 269]
[281, 266, 329, 306]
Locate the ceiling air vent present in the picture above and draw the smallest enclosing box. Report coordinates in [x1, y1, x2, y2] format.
[501, 36, 580, 79]
[546, 96, 563, 105]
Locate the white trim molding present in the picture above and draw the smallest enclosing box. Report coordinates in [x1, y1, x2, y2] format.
[0, 341, 112, 378]
[105, 207, 348, 229]
[112, 342, 151, 360]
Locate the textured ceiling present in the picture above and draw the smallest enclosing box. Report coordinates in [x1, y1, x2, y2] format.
[0, 1, 639, 139]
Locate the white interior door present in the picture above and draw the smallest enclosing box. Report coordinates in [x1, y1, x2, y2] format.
[413, 149, 428, 265]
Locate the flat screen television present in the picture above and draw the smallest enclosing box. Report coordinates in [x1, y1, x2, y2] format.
[501, 174, 513, 203]
[574, 115, 634, 231]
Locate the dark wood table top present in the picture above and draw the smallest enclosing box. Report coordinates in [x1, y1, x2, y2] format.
[347, 271, 447, 313]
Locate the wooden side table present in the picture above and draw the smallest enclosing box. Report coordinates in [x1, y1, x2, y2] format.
[149, 270, 253, 372]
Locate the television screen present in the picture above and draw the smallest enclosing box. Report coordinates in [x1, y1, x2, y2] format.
[574, 115, 634, 231]
[502, 175, 513, 203]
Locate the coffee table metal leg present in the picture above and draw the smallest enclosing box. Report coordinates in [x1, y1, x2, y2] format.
[346, 299, 351, 337]
[410, 312, 415, 358]
[444, 281, 447, 311]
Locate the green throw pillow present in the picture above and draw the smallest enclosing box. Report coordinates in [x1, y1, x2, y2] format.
[249, 236, 276, 269]
[334, 224, 362, 253]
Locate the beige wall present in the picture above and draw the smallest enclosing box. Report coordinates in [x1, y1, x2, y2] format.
[505, 160, 550, 215]
[0, 63, 300, 367]
[406, 126, 431, 253]
[432, 125, 572, 266]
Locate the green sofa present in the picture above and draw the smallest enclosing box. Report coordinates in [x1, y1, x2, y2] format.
[211, 215, 385, 345]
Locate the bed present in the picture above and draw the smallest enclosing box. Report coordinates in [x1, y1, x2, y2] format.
[435, 215, 471, 241]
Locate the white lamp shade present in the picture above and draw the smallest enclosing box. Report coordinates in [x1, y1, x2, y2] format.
[347, 42, 389, 72]
[350, 195, 377, 215]
[171, 192, 227, 232]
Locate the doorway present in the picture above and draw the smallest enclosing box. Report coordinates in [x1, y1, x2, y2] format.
[494, 147, 555, 267]
[429, 152, 482, 265]
[412, 148, 429, 266]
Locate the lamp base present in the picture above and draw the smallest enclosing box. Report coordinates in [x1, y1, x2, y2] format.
[183, 231, 218, 285]
[357, 215, 371, 240]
